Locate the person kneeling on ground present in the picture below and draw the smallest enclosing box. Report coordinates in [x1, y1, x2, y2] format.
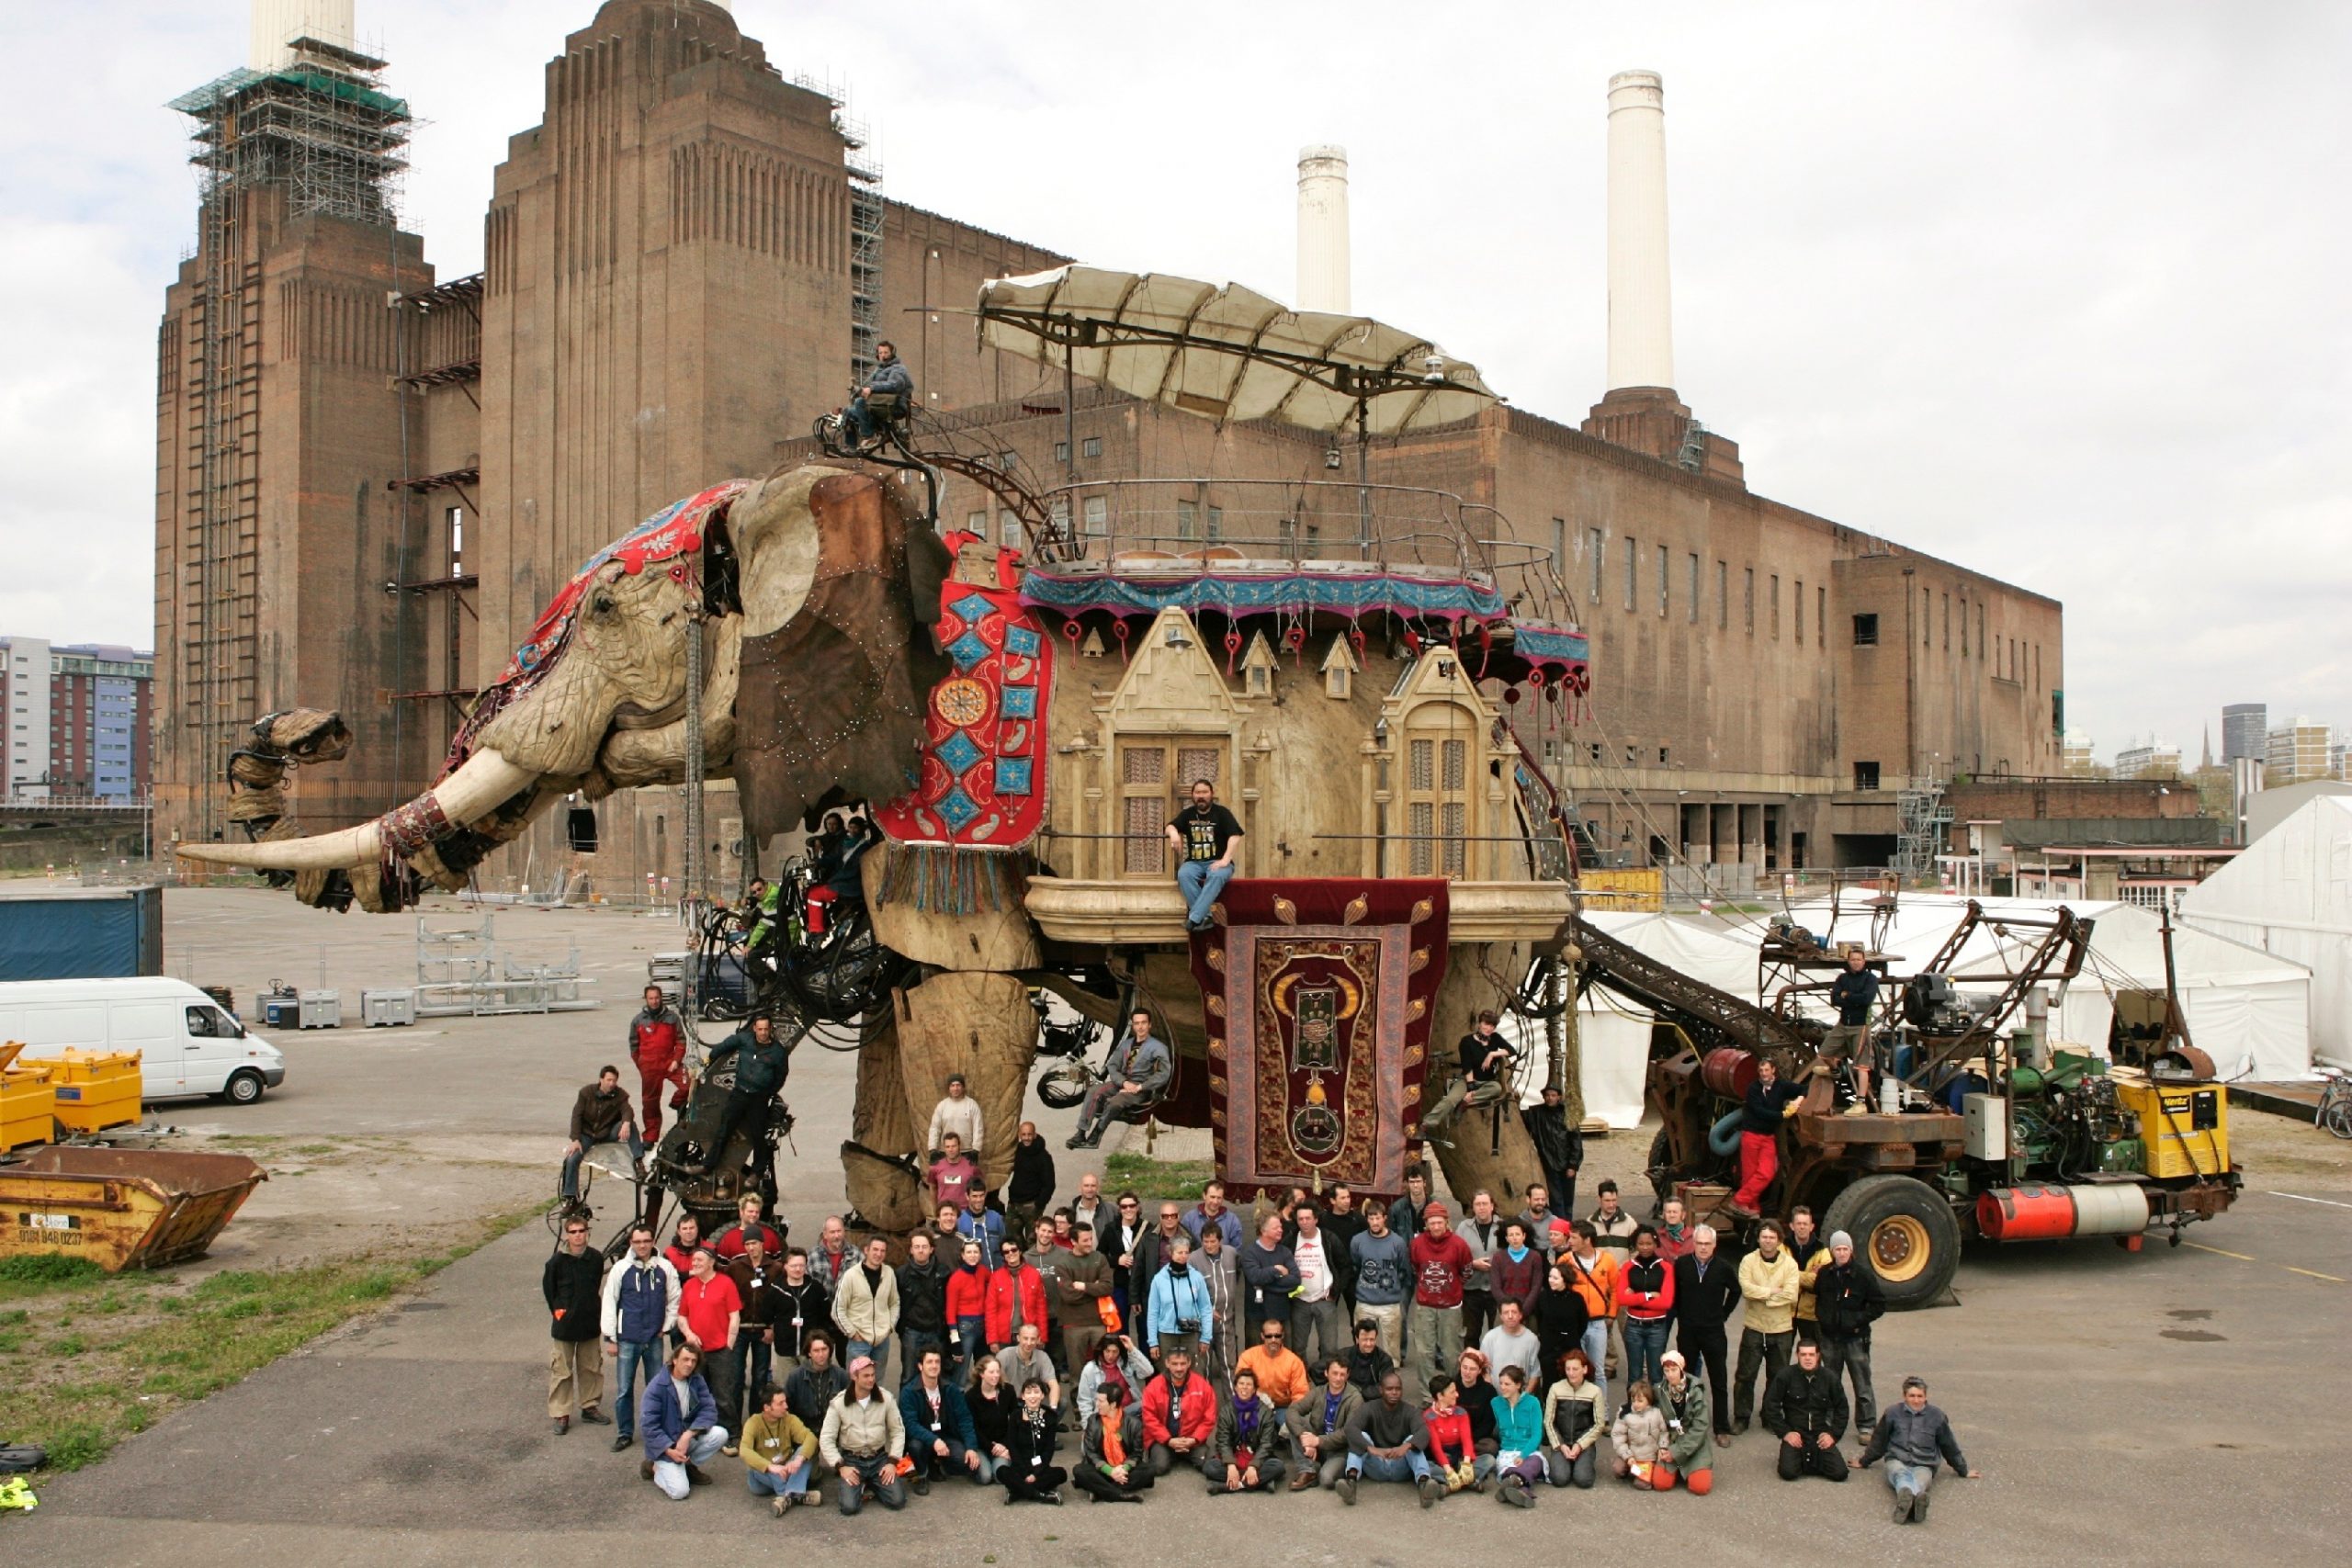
[1652, 1349, 1715, 1495]
[1204, 1367, 1287, 1494]
[1001, 1377, 1068, 1505]
[1140, 1344, 1216, 1474]
[1286, 1354, 1363, 1492]
[1852, 1374, 1981, 1523]
[1490, 1363, 1547, 1507]
[640, 1343, 728, 1501]
[1764, 1339, 1850, 1483]
[819, 1355, 908, 1516]
[741, 1383, 821, 1516]
[1338, 1370, 1434, 1506]
[1609, 1380, 1673, 1489]
[1073, 1384, 1154, 1504]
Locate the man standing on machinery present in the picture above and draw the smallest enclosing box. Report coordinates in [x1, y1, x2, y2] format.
[1729, 1057, 1805, 1219]
[628, 984, 690, 1144]
[689, 1014, 790, 1179]
[1824, 949, 1879, 1107]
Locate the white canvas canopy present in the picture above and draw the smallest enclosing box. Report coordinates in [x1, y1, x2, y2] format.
[2182, 794, 2352, 1071]
[975, 265, 1498, 436]
[1770, 893, 2313, 1081]
[1498, 910, 1762, 1129]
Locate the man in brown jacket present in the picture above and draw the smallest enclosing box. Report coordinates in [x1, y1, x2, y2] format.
[561, 1066, 642, 1201]
[1055, 1221, 1117, 1382]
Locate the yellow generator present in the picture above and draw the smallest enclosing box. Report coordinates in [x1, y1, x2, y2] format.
[46, 1049, 143, 1135]
[2112, 1074, 2230, 1181]
[0, 1043, 57, 1150]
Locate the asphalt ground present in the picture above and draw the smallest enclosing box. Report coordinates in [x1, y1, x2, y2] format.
[8, 888, 2351, 1563]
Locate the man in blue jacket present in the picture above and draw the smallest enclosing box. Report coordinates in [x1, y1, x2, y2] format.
[1852, 1375, 1982, 1523]
[688, 1014, 789, 1178]
[898, 1346, 981, 1492]
[640, 1343, 728, 1500]
[601, 1223, 680, 1453]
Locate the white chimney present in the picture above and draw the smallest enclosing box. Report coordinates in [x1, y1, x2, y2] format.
[1605, 71, 1674, 391]
[249, 0, 356, 69]
[1295, 144, 1351, 314]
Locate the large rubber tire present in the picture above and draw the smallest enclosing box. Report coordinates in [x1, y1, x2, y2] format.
[1823, 1174, 1962, 1311]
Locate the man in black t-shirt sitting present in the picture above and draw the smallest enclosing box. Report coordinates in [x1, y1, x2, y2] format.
[1422, 1010, 1516, 1146]
[1164, 779, 1244, 931]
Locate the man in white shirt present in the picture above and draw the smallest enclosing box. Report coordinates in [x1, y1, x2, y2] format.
[1290, 1205, 1346, 1372]
[926, 1072, 984, 1156]
[1476, 1297, 1543, 1385]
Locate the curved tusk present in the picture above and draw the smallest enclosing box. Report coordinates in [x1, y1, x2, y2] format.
[176, 821, 383, 871]
[175, 749, 538, 873]
[427, 748, 538, 827]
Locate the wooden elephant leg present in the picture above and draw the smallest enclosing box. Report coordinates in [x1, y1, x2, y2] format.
[842, 1007, 929, 1234]
[892, 971, 1040, 1193]
[1425, 940, 1547, 1213]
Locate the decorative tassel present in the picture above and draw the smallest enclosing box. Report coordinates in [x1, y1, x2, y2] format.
[876, 842, 1034, 916]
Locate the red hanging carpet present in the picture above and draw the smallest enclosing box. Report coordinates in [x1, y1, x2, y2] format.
[1188, 878, 1450, 1204]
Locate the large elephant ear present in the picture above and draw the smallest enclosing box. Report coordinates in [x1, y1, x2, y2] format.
[733, 468, 950, 848]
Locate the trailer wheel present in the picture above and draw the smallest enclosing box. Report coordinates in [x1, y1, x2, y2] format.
[1824, 1174, 1961, 1311]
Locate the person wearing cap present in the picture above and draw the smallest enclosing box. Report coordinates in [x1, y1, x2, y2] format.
[1423, 1010, 1516, 1145]
[818, 1354, 908, 1515]
[1654, 1349, 1715, 1494]
[927, 1073, 983, 1157]
[1813, 1230, 1887, 1433]
[1521, 1083, 1584, 1220]
[1852, 1374, 1981, 1522]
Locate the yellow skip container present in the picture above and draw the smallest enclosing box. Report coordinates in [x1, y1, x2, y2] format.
[0, 1044, 57, 1150]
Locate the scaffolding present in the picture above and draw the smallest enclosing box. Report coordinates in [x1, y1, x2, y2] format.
[1894, 780, 1954, 883]
[795, 73, 886, 385]
[166, 37, 411, 840]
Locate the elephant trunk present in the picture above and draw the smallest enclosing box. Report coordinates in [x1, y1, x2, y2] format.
[175, 749, 537, 872]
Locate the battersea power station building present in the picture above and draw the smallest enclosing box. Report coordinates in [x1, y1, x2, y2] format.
[154, 0, 2063, 896]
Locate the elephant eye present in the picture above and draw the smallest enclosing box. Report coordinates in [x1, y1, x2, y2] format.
[590, 591, 616, 615]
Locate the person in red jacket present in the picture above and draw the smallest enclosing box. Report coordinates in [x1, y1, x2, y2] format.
[1619, 1225, 1678, 1404]
[944, 1237, 990, 1381]
[662, 1213, 707, 1291]
[1140, 1344, 1217, 1475]
[985, 1238, 1050, 1351]
[628, 985, 689, 1141]
[1420, 1371, 1494, 1496]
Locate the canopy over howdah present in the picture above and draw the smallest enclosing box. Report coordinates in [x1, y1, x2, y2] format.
[975, 265, 1499, 436]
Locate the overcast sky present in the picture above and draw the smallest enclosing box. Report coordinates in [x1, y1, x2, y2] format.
[2, 0, 2345, 761]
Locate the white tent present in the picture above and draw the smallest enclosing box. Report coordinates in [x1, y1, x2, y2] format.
[1769, 892, 2313, 1081]
[2182, 795, 2352, 1071]
[1499, 911, 1762, 1129]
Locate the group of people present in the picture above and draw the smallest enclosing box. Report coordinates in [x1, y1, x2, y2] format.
[546, 1142, 1981, 1523]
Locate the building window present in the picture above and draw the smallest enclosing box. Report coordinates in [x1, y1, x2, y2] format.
[1977, 603, 1985, 660]
[1744, 568, 1755, 635]
[1657, 746, 1670, 765]
[1081, 435, 1102, 458]
[1794, 580, 1804, 642]
[1624, 743, 1638, 765]
[1624, 537, 1638, 611]
[445, 505, 465, 574]
[1922, 587, 1932, 647]
[1854, 761, 1881, 791]
[1049, 498, 1070, 537]
[1657, 545, 1668, 616]
[1770, 575, 1781, 639]
[998, 450, 1017, 471]
[1082, 495, 1108, 536]
[1053, 441, 1069, 463]
[1588, 527, 1605, 605]
[967, 510, 989, 536]
[1687, 553, 1700, 624]
[1587, 741, 1603, 763]
[1852, 613, 1879, 646]
[1206, 506, 1223, 542]
[1817, 585, 1826, 648]
[1177, 499, 1197, 540]
[1001, 514, 1023, 550]
[1552, 518, 1567, 581]
[1942, 593, 1951, 649]
[1959, 597, 1967, 656]
[1716, 560, 1727, 629]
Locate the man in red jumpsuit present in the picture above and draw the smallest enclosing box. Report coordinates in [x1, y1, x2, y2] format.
[628, 984, 690, 1141]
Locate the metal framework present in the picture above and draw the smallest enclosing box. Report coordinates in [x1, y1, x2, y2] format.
[168, 37, 411, 841]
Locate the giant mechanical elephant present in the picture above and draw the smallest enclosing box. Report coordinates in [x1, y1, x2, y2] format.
[182, 462, 1565, 1229]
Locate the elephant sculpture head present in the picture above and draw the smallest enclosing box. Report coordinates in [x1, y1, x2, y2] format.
[179, 463, 950, 907]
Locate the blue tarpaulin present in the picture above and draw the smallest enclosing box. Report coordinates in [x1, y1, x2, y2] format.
[0, 887, 162, 980]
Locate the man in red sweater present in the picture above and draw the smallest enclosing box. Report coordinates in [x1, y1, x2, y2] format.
[1405, 1205, 1472, 1393]
[1619, 1224, 1678, 1400]
[628, 985, 689, 1142]
[1140, 1345, 1217, 1476]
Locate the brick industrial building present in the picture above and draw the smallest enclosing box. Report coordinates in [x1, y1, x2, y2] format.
[154, 0, 2064, 893]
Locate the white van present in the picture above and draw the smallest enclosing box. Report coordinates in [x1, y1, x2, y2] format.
[0, 977, 288, 1106]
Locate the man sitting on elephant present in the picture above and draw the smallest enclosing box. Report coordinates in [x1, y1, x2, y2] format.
[1069, 1010, 1173, 1150]
[690, 1014, 790, 1177]
[844, 341, 914, 448]
[1165, 779, 1243, 931]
